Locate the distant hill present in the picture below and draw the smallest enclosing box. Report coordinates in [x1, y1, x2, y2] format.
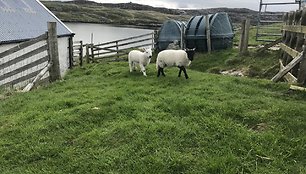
[41, 1, 280, 28]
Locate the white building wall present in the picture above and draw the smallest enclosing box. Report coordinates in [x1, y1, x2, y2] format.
[58, 37, 70, 77]
[0, 36, 71, 88]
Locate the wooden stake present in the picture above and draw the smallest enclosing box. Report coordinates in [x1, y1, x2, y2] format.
[239, 20, 246, 53]
[47, 22, 61, 82]
[68, 37, 73, 69]
[79, 41, 83, 66]
[86, 44, 90, 63]
[243, 19, 250, 53]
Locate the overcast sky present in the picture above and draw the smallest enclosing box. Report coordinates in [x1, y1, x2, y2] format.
[88, 0, 302, 11]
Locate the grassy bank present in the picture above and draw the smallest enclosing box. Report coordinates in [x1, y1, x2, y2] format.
[1, 60, 306, 173]
[190, 48, 280, 79]
[42, 1, 191, 28]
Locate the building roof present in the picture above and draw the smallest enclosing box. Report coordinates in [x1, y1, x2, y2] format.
[0, 0, 73, 44]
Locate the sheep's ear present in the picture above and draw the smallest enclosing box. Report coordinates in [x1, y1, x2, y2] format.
[141, 47, 146, 52]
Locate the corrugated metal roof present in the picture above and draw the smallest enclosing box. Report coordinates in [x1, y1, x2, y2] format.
[0, 0, 73, 44]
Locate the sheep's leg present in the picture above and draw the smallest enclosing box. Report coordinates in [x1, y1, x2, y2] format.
[182, 66, 189, 79]
[161, 68, 166, 77]
[128, 59, 133, 72]
[157, 66, 161, 77]
[157, 66, 165, 77]
[139, 64, 147, 77]
[132, 62, 137, 71]
[178, 66, 183, 77]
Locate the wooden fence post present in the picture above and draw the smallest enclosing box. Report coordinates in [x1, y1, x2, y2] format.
[239, 20, 246, 53]
[206, 15, 211, 53]
[243, 19, 250, 53]
[68, 37, 73, 69]
[239, 19, 250, 55]
[86, 44, 90, 63]
[91, 44, 95, 63]
[47, 22, 61, 82]
[152, 31, 155, 49]
[154, 30, 158, 49]
[297, 45, 306, 84]
[116, 41, 119, 59]
[289, 12, 299, 76]
[285, 12, 295, 65]
[79, 41, 83, 66]
[297, 9, 306, 85]
[295, 10, 304, 53]
[282, 13, 290, 62]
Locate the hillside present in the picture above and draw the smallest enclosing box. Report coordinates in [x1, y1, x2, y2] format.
[1, 61, 306, 173]
[41, 1, 272, 28]
[41, 1, 190, 28]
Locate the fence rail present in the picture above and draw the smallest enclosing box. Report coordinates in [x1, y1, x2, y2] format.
[73, 40, 83, 66]
[271, 9, 306, 85]
[0, 22, 61, 90]
[81, 32, 155, 63]
[0, 33, 49, 87]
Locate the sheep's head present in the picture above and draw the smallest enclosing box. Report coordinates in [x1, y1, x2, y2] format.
[143, 48, 152, 59]
[185, 48, 196, 61]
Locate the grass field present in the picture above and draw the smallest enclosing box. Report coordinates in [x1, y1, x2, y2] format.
[1, 57, 306, 173]
[190, 49, 280, 79]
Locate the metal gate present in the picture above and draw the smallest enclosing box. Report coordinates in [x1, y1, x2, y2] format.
[256, 0, 301, 42]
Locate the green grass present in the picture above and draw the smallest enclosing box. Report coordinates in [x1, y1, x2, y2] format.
[1, 60, 306, 173]
[190, 48, 280, 79]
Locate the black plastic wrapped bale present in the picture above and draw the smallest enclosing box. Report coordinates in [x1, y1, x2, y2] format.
[185, 13, 234, 52]
[157, 20, 184, 51]
[210, 13, 234, 50]
[185, 15, 212, 51]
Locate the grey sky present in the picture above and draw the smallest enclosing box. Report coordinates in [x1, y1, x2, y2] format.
[90, 0, 301, 11]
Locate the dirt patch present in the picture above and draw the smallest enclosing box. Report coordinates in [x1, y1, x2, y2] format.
[220, 69, 246, 77]
[249, 123, 269, 132]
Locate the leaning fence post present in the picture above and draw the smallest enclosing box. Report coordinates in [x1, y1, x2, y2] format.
[47, 22, 61, 82]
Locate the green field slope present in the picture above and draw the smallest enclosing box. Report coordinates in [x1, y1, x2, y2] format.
[1, 61, 306, 173]
[42, 1, 191, 28]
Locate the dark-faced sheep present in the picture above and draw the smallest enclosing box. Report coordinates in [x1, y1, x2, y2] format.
[156, 48, 195, 79]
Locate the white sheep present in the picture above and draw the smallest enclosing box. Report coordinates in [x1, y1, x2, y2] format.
[156, 48, 195, 79]
[128, 48, 152, 77]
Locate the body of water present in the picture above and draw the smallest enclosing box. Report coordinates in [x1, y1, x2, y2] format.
[65, 22, 154, 45]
